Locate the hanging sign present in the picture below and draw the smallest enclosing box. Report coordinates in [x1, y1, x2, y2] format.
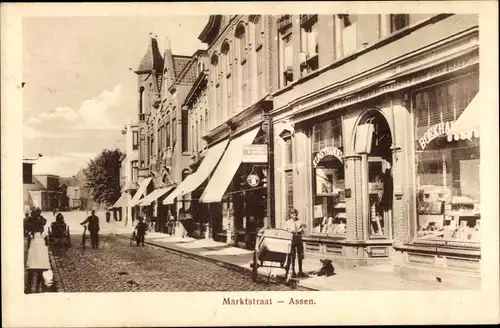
[313, 146, 344, 167]
[242, 144, 268, 163]
[246, 173, 261, 187]
[418, 121, 454, 150]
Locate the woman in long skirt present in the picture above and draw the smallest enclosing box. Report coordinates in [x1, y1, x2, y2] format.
[25, 229, 51, 293]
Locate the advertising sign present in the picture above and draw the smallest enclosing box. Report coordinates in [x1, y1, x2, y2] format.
[242, 144, 268, 163]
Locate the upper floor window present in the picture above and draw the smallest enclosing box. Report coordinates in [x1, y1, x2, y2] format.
[221, 41, 232, 118]
[251, 15, 264, 48]
[132, 131, 138, 150]
[166, 121, 171, 148]
[339, 14, 358, 56]
[279, 32, 294, 87]
[172, 116, 177, 146]
[221, 41, 232, 76]
[391, 14, 410, 32]
[300, 14, 319, 74]
[182, 110, 189, 153]
[236, 23, 249, 110]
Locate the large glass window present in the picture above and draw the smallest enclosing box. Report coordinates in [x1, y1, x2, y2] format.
[414, 73, 480, 243]
[311, 116, 346, 235]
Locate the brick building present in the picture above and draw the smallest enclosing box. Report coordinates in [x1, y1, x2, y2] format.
[271, 14, 480, 287]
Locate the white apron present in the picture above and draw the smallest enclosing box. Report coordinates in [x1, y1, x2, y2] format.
[26, 232, 50, 270]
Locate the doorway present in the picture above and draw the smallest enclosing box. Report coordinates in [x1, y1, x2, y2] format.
[355, 110, 394, 239]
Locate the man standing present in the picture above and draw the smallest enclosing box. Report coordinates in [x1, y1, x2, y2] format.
[80, 210, 100, 248]
[134, 217, 148, 246]
[284, 208, 308, 278]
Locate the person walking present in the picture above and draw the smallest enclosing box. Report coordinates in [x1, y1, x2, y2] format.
[134, 217, 148, 246]
[25, 213, 50, 293]
[80, 210, 100, 248]
[284, 208, 308, 278]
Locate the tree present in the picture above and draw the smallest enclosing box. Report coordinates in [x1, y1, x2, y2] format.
[83, 148, 123, 206]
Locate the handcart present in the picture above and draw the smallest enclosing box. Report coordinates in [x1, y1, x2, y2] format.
[250, 228, 294, 283]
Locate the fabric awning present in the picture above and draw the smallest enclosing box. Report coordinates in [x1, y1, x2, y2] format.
[138, 186, 174, 206]
[447, 92, 481, 141]
[163, 140, 229, 205]
[200, 127, 260, 203]
[129, 177, 152, 207]
[109, 193, 127, 209]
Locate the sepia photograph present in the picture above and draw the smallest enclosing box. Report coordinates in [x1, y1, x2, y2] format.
[2, 1, 499, 327]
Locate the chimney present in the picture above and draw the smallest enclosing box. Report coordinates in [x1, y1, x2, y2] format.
[164, 37, 171, 51]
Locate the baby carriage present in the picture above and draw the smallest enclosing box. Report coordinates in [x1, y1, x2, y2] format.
[48, 220, 71, 247]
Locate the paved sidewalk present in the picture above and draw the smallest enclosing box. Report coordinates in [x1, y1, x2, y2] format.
[109, 226, 461, 291]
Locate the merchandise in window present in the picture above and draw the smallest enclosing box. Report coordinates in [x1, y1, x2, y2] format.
[310, 117, 346, 235]
[414, 73, 480, 243]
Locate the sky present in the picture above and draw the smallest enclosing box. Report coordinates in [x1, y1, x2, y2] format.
[22, 15, 208, 176]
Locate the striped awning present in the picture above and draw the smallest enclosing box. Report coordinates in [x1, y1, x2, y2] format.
[138, 186, 174, 206]
[447, 92, 480, 141]
[129, 177, 153, 207]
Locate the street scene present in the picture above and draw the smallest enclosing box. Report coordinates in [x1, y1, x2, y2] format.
[22, 13, 482, 294]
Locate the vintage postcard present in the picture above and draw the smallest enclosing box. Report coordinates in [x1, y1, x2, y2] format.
[1, 1, 499, 327]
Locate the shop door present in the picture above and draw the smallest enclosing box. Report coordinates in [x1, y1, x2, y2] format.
[357, 111, 394, 239]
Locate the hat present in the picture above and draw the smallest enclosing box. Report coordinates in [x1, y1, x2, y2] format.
[289, 208, 298, 215]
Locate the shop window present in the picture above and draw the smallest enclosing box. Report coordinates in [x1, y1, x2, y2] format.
[311, 117, 346, 235]
[413, 73, 480, 243]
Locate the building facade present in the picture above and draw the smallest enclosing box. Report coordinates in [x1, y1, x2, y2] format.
[271, 14, 480, 287]
[59, 176, 85, 210]
[23, 174, 65, 212]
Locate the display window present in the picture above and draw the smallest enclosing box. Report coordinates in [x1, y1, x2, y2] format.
[413, 73, 480, 243]
[310, 117, 346, 235]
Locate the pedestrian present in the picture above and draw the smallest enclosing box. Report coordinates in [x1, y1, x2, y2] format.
[80, 210, 100, 248]
[106, 211, 111, 224]
[149, 215, 156, 232]
[284, 208, 308, 278]
[25, 212, 50, 293]
[23, 212, 30, 238]
[134, 216, 148, 246]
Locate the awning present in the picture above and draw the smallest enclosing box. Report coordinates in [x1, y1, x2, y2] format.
[138, 186, 174, 206]
[200, 127, 260, 203]
[447, 92, 480, 141]
[109, 193, 128, 209]
[129, 177, 152, 207]
[163, 140, 229, 204]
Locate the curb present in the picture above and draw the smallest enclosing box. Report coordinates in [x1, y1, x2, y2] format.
[48, 246, 65, 292]
[112, 234, 318, 291]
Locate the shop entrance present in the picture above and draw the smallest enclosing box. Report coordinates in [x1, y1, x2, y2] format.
[355, 110, 393, 239]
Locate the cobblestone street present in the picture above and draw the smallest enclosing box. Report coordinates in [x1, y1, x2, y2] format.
[50, 234, 305, 292]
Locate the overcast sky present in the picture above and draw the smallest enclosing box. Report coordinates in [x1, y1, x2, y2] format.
[23, 16, 208, 176]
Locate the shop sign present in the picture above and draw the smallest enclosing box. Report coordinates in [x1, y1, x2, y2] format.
[418, 121, 454, 150]
[242, 144, 268, 163]
[313, 146, 344, 167]
[246, 173, 261, 187]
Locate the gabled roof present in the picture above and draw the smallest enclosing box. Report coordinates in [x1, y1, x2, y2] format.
[59, 176, 80, 187]
[136, 37, 164, 74]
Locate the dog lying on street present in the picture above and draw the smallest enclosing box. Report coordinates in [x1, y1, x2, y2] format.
[308, 259, 335, 277]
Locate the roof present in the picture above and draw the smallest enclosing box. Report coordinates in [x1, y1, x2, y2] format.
[136, 37, 164, 74]
[59, 176, 80, 187]
[175, 58, 199, 85]
[30, 176, 46, 190]
[172, 56, 192, 79]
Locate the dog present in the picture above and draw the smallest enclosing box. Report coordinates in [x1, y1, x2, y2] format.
[308, 259, 335, 277]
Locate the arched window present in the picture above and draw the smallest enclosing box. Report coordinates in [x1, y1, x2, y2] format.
[221, 41, 232, 118]
[235, 23, 249, 110]
[211, 53, 222, 124]
[139, 87, 145, 114]
[251, 15, 265, 98]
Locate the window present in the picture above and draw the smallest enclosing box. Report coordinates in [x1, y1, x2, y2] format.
[23, 163, 33, 184]
[391, 14, 410, 32]
[131, 160, 138, 182]
[221, 42, 232, 118]
[195, 120, 199, 152]
[300, 15, 319, 73]
[285, 171, 294, 214]
[140, 129, 146, 166]
[414, 73, 480, 243]
[205, 110, 209, 134]
[279, 33, 293, 87]
[256, 45, 265, 99]
[132, 131, 138, 150]
[284, 136, 293, 167]
[172, 117, 177, 145]
[166, 121, 171, 148]
[74, 189, 79, 199]
[199, 116, 204, 149]
[139, 87, 145, 114]
[311, 116, 346, 235]
[182, 110, 189, 152]
[340, 14, 358, 56]
[226, 74, 233, 117]
[236, 25, 249, 110]
[216, 84, 222, 122]
[253, 15, 264, 47]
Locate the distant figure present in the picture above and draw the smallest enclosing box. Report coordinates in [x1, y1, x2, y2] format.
[106, 211, 111, 224]
[134, 217, 148, 246]
[80, 210, 100, 248]
[23, 212, 30, 237]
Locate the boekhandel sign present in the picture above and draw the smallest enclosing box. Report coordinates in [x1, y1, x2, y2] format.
[242, 144, 268, 163]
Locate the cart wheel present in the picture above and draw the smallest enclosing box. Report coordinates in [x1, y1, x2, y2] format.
[252, 252, 258, 282]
